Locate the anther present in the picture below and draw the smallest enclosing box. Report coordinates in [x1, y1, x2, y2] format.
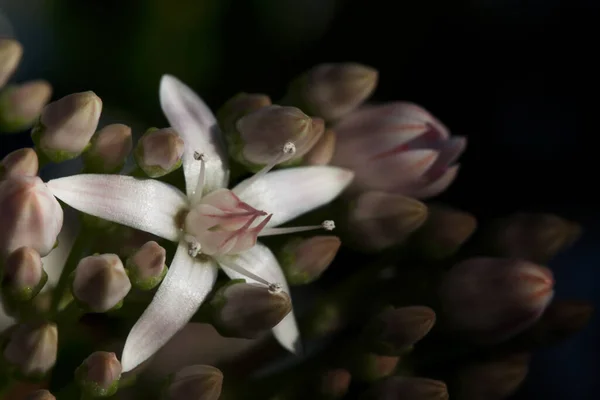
[258, 220, 337, 237]
[193, 151, 205, 161]
[322, 220, 335, 231]
[268, 283, 283, 294]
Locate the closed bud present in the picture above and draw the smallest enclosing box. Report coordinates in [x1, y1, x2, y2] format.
[0, 175, 63, 257]
[332, 102, 465, 199]
[72, 254, 131, 312]
[0, 80, 52, 132]
[304, 128, 336, 166]
[26, 390, 56, 400]
[0, 39, 22, 88]
[233, 105, 324, 168]
[217, 92, 271, 135]
[31, 91, 102, 162]
[126, 241, 167, 290]
[362, 377, 449, 400]
[352, 353, 399, 382]
[164, 365, 223, 400]
[134, 127, 184, 177]
[279, 235, 341, 285]
[286, 63, 378, 121]
[75, 351, 122, 397]
[485, 213, 581, 263]
[0, 147, 38, 179]
[456, 353, 530, 400]
[364, 306, 436, 356]
[209, 280, 292, 339]
[411, 204, 477, 259]
[2, 321, 58, 379]
[439, 258, 554, 343]
[84, 124, 133, 173]
[1, 247, 47, 302]
[347, 191, 427, 251]
[319, 369, 351, 399]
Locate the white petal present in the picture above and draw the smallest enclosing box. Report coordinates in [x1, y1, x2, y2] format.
[160, 75, 229, 196]
[233, 166, 354, 228]
[47, 174, 187, 242]
[219, 243, 301, 354]
[41, 206, 80, 290]
[121, 242, 218, 372]
[0, 301, 15, 332]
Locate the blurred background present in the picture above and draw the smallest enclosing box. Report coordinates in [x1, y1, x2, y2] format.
[1, 0, 598, 398]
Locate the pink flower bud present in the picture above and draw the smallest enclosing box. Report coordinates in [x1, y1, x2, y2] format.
[0, 80, 52, 132]
[2, 246, 47, 301]
[26, 390, 56, 400]
[320, 369, 351, 399]
[126, 241, 167, 290]
[1, 148, 39, 179]
[0, 39, 22, 88]
[304, 128, 336, 166]
[279, 235, 341, 285]
[439, 258, 554, 343]
[217, 92, 272, 135]
[166, 365, 223, 400]
[3, 321, 58, 378]
[0, 176, 63, 257]
[76, 351, 122, 397]
[332, 102, 466, 199]
[134, 127, 184, 177]
[84, 123, 133, 173]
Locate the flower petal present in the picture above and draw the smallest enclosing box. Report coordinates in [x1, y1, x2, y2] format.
[218, 243, 301, 354]
[410, 164, 460, 199]
[233, 166, 354, 228]
[160, 75, 229, 196]
[121, 242, 218, 372]
[41, 207, 80, 290]
[47, 174, 187, 242]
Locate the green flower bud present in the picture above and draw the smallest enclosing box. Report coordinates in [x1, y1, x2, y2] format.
[125, 241, 167, 290]
[134, 127, 184, 177]
[0, 147, 39, 179]
[361, 377, 449, 400]
[217, 92, 271, 135]
[83, 123, 133, 173]
[0, 39, 22, 88]
[304, 128, 336, 166]
[164, 365, 223, 400]
[26, 390, 56, 400]
[0, 80, 52, 132]
[75, 351, 122, 398]
[278, 235, 341, 285]
[1, 246, 48, 302]
[2, 321, 58, 379]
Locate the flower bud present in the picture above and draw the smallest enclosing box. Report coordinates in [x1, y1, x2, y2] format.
[72, 254, 131, 312]
[0, 80, 52, 132]
[0, 175, 63, 257]
[217, 92, 271, 135]
[0, 39, 22, 88]
[456, 353, 530, 400]
[285, 63, 378, 121]
[278, 235, 341, 285]
[164, 365, 223, 400]
[31, 91, 102, 162]
[209, 280, 292, 339]
[439, 258, 554, 343]
[0, 147, 38, 179]
[347, 191, 427, 251]
[2, 321, 58, 378]
[319, 369, 351, 399]
[1, 247, 47, 302]
[75, 351, 122, 397]
[134, 127, 184, 177]
[83, 123, 133, 173]
[26, 390, 56, 400]
[352, 353, 399, 382]
[233, 105, 324, 168]
[411, 204, 477, 259]
[126, 241, 167, 290]
[485, 213, 581, 263]
[304, 128, 336, 165]
[364, 306, 436, 356]
[361, 377, 449, 400]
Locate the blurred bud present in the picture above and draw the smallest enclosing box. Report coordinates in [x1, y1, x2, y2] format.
[126, 241, 167, 290]
[353, 353, 399, 382]
[232, 105, 324, 168]
[1, 247, 47, 302]
[3, 321, 57, 378]
[304, 128, 336, 166]
[362, 377, 449, 400]
[26, 390, 56, 400]
[411, 204, 477, 259]
[364, 306, 436, 356]
[165, 365, 223, 400]
[31, 91, 102, 162]
[279, 235, 341, 285]
[0, 80, 52, 132]
[0, 175, 63, 257]
[217, 92, 271, 135]
[84, 124, 133, 173]
[347, 191, 427, 251]
[286, 63, 378, 121]
[456, 353, 530, 400]
[332, 102, 465, 199]
[319, 369, 351, 399]
[210, 281, 291, 339]
[0, 147, 38, 179]
[0, 39, 22, 88]
[134, 127, 184, 177]
[75, 351, 122, 397]
[485, 213, 581, 263]
[72, 254, 131, 312]
[439, 258, 554, 343]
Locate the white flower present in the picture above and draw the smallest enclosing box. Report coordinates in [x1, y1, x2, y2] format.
[47, 75, 354, 372]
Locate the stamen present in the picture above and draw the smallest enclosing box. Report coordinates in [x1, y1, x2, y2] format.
[258, 220, 336, 237]
[185, 234, 201, 257]
[220, 259, 275, 287]
[191, 152, 206, 204]
[268, 283, 283, 294]
[235, 142, 296, 195]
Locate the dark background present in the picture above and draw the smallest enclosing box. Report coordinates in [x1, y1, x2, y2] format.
[1, 0, 598, 398]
